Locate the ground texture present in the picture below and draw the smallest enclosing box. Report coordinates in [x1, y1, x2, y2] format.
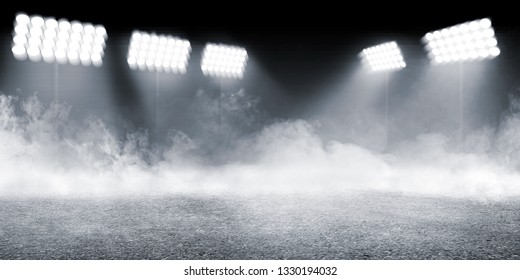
[1, 192, 519, 259]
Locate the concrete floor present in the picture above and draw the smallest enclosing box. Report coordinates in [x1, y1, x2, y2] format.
[0, 191, 519, 259]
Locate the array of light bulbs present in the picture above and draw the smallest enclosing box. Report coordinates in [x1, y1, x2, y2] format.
[360, 41, 406, 72]
[422, 18, 500, 64]
[127, 31, 191, 73]
[200, 43, 248, 79]
[10, 13, 502, 77]
[12, 13, 107, 67]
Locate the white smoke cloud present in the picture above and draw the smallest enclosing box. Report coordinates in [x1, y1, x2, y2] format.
[1, 92, 520, 199]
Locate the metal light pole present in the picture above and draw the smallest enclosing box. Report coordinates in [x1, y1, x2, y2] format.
[200, 43, 248, 139]
[11, 13, 108, 102]
[422, 18, 500, 145]
[126, 30, 191, 137]
[360, 41, 406, 149]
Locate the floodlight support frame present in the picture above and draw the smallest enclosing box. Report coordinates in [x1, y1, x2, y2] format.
[155, 72, 160, 134]
[219, 79, 223, 130]
[459, 62, 464, 145]
[54, 62, 59, 101]
[385, 72, 389, 149]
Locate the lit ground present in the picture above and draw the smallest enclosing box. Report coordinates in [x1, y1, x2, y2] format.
[0, 191, 519, 259]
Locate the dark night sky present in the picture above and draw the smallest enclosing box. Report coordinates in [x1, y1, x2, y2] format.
[1, 3, 519, 113]
[1, 3, 516, 62]
[0, 2, 519, 141]
[1, 3, 518, 92]
[1, 3, 518, 77]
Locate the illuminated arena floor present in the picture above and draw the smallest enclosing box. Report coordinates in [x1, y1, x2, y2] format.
[0, 192, 519, 260]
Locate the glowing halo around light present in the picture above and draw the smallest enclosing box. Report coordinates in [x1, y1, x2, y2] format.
[422, 18, 500, 65]
[126, 30, 192, 73]
[200, 43, 248, 79]
[360, 41, 406, 73]
[11, 12, 108, 67]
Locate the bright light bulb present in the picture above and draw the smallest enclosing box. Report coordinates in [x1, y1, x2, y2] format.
[423, 18, 500, 64]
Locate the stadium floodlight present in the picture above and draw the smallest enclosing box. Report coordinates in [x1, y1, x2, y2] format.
[359, 41, 405, 148]
[11, 13, 108, 67]
[360, 41, 406, 72]
[423, 18, 500, 65]
[201, 43, 248, 79]
[127, 31, 191, 73]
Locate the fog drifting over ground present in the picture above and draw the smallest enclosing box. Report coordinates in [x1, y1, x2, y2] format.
[1, 89, 520, 199]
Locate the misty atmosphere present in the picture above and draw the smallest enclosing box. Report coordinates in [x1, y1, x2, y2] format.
[1, 53, 519, 199]
[1, 9, 520, 260]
